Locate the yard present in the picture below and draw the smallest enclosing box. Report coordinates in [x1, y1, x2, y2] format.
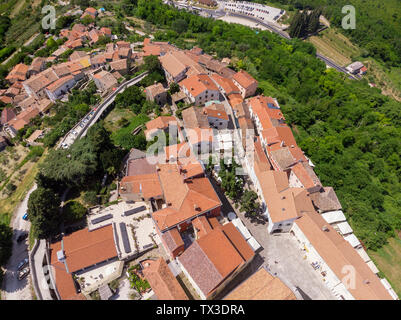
[369, 236, 401, 298]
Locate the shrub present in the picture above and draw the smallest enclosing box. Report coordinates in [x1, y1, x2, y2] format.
[63, 201, 87, 224]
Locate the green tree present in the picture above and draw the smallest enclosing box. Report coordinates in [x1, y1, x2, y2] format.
[240, 190, 260, 216]
[28, 187, 61, 239]
[0, 223, 13, 266]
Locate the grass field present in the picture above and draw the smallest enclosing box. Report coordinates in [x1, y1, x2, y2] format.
[104, 107, 137, 132]
[307, 28, 361, 67]
[0, 150, 47, 221]
[369, 236, 401, 298]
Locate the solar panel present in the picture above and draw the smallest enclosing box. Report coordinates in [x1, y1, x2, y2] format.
[119, 222, 131, 254]
[91, 214, 113, 225]
[124, 205, 147, 216]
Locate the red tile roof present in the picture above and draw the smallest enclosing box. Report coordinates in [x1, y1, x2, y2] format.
[142, 258, 188, 300]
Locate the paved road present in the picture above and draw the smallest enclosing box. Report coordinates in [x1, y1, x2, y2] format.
[175, 2, 359, 80]
[59, 71, 148, 148]
[1, 185, 37, 300]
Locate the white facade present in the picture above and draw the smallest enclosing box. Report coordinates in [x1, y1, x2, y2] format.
[181, 86, 220, 106]
[45, 77, 76, 101]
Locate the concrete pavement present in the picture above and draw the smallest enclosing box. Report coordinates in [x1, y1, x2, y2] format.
[1, 184, 36, 300]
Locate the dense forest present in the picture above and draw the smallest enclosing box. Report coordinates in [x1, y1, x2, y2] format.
[122, 0, 401, 250]
[261, 0, 401, 68]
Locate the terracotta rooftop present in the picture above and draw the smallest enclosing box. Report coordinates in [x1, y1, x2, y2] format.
[162, 227, 185, 255]
[224, 268, 296, 300]
[182, 106, 210, 129]
[309, 187, 342, 212]
[233, 69, 257, 89]
[120, 173, 163, 200]
[142, 258, 188, 300]
[49, 225, 117, 300]
[211, 73, 240, 95]
[295, 210, 392, 300]
[6, 64, 29, 82]
[178, 222, 254, 298]
[179, 74, 219, 98]
[290, 161, 322, 191]
[152, 163, 221, 231]
[1, 107, 16, 125]
[46, 74, 74, 92]
[145, 83, 166, 99]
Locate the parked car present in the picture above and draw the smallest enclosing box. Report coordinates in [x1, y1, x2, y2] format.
[17, 267, 30, 281]
[17, 258, 29, 271]
[17, 233, 28, 243]
[22, 213, 28, 221]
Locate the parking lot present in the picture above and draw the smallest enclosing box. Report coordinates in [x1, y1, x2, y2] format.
[221, 1, 285, 24]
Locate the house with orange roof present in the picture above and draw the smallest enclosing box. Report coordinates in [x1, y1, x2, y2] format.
[247, 95, 285, 133]
[49, 225, 118, 300]
[232, 69, 258, 98]
[28, 57, 46, 77]
[141, 258, 188, 300]
[92, 70, 117, 92]
[211, 73, 240, 96]
[179, 74, 220, 106]
[144, 82, 167, 106]
[119, 173, 163, 202]
[224, 267, 297, 300]
[203, 102, 229, 129]
[177, 221, 255, 300]
[45, 74, 76, 101]
[81, 7, 98, 20]
[144, 115, 178, 141]
[159, 51, 189, 84]
[1, 107, 16, 125]
[151, 162, 221, 234]
[109, 58, 128, 75]
[288, 161, 323, 194]
[23, 68, 59, 99]
[185, 127, 216, 155]
[6, 106, 40, 136]
[5, 64, 29, 84]
[160, 227, 185, 259]
[292, 209, 395, 300]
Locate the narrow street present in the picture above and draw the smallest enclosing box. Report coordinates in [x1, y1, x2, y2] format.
[1, 184, 36, 300]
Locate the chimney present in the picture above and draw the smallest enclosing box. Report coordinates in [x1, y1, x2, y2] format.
[363, 279, 370, 285]
[322, 225, 329, 232]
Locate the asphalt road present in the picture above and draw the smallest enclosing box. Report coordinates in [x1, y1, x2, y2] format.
[1, 184, 37, 300]
[177, 2, 359, 80]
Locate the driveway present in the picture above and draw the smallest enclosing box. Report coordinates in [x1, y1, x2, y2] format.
[1, 184, 36, 300]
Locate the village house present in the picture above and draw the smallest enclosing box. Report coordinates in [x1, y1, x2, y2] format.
[182, 106, 210, 129]
[232, 69, 258, 98]
[144, 83, 167, 107]
[6, 106, 40, 136]
[109, 59, 128, 75]
[177, 220, 255, 300]
[45, 74, 76, 101]
[203, 102, 229, 129]
[23, 68, 59, 99]
[143, 115, 179, 141]
[92, 70, 118, 92]
[224, 267, 297, 300]
[5, 64, 29, 84]
[292, 209, 395, 300]
[49, 225, 118, 300]
[81, 7, 98, 20]
[179, 74, 220, 106]
[27, 57, 46, 78]
[141, 258, 188, 300]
